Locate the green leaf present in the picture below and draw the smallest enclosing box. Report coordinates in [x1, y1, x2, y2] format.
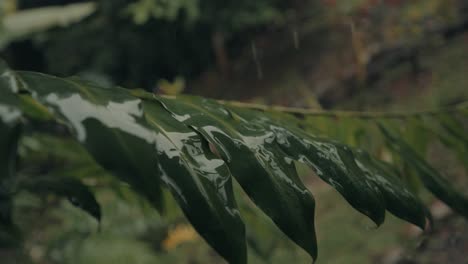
[0, 66, 23, 246]
[19, 72, 164, 211]
[400, 117, 431, 156]
[250, 110, 386, 227]
[0, 59, 467, 263]
[141, 101, 246, 264]
[434, 114, 468, 168]
[438, 114, 468, 144]
[18, 74, 246, 264]
[353, 150, 427, 229]
[0, 120, 20, 229]
[0, 60, 25, 94]
[156, 95, 318, 260]
[423, 122, 467, 169]
[380, 125, 468, 218]
[18, 176, 101, 222]
[0, 94, 22, 191]
[272, 126, 386, 226]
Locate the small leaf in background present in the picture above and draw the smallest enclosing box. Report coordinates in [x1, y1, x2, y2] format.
[18, 176, 101, 222]
[400, 117, 431, 156]
[0, 68, 24, 246]
[421, 116, 468, 169]
[380, 124, 468, 219]
[162, 224, 199, 250]
[156, 76, 185, 95]
[439, 114, 468, 142]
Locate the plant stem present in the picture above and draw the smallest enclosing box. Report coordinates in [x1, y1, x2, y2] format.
[219, 100, 468, 119]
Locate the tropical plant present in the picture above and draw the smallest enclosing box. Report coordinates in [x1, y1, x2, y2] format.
[0, 59, 467, 263]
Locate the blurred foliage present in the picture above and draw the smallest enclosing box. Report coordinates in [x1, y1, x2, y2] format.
[1, 0, 468, 263]
[157, 76, 185, 95]
[0, 2, 96, 49]
[0, 0, 307, 89]
[1, 0, 467, 95]
[1, 60, 468, 263]
[125, 0, 200, 25]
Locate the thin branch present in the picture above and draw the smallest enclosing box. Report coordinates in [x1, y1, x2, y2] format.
[217, 100, 468, 119]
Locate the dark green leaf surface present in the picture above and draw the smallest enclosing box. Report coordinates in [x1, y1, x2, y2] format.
[262, 121, 386, 227]
[156, 95, 318, 260]
[141, 101, 246, 264]
[0, 59, 467, 263]
[380, 125, 468, 218]
[228, 107, 386, 226]
[19, 72, 164, 211]
[18, 73, 246, 264]
[353, 150, 427, 229]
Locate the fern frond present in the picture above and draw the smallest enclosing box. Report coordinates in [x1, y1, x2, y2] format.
[1, 60, 467, 263]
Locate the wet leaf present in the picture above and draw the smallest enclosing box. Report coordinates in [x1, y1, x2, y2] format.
[0, 59, 467, 263]
[353, 150, 427, 229]
[19, 74, 248, 263]
[157, 95, 318, 260]
[19, 73, 164, 211]
[141, 101, 246, 264]
[243, 109, 386, 226]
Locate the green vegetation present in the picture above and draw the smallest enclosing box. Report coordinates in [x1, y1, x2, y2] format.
[1, 60, 468, 263]
[1, 1, 468, 263]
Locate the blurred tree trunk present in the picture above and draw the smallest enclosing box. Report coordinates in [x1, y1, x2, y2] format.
[212, 30, 230, 78]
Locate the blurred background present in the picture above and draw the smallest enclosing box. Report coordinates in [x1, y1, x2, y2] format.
[1, 0, 468, 263]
